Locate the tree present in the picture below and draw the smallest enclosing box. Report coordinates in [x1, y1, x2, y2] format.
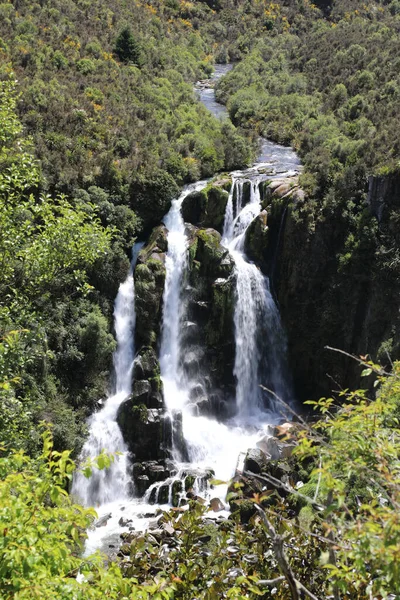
[114, 27, 141, 65]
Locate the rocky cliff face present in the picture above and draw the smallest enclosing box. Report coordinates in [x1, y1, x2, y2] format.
[246, 173, 400, 401]
[184, 224, 236, 416]
[117, 225, 174, 493]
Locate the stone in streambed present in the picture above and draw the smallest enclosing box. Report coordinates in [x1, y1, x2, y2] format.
[209, 497, 225, 512]
[95, 513, 112, 528]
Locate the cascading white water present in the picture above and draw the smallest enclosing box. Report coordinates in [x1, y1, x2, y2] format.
[72, 243, 143, 507]
[222, 177, 290, 416]
[159, 188, 195, 414]
[158, 178, 284, 500]
[72, 66, 300, 555]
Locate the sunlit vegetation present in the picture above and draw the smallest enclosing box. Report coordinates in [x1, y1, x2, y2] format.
[2, 0, 400, 597]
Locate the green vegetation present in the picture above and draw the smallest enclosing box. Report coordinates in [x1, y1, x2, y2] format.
[0, 0, 253, 197]
[2, 0, 400, 597]
[114, 27, 142, 65]
[215, 0, 400, 395]
[0, 76, 118, 456]
[2, 363, 400, 598]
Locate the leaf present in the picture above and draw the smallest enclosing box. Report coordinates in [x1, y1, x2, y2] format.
[361, 368, 373, 377]
[209, 479, 227, 486]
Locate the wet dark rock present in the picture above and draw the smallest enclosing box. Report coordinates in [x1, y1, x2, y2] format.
[244, 210, 269, 269]
[136, 475, 150, 496]
[157, 483, 170, 504]
[117, 404, 172, 462]
[133, 347, 160, 381]
[147, 464, 166, 483]
[181, 183, 230, 233]
[234, 180, 251, 208]
[131, 379, 152, 403]
[244, 448, 270, 474]
[171, 480, 183, 507]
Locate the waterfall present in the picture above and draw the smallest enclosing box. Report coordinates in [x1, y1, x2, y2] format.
[159, 189, 192, 414]
[222, 177, 290, 416]
[72, 242, 143, 507]
[158, 176, 288, 501]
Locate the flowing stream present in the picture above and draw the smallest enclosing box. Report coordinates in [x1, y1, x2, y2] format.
[74, 65, 301, 554]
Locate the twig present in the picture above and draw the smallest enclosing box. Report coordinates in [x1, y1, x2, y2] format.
[255, 505, 322, 600]
[324, 346, 390, 377]
[313, 455, 322, 503]
[257, 575, 286, 587]
[243, 469, 324, 511]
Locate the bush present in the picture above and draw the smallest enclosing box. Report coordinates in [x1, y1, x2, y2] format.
[114, 27, 141, 65]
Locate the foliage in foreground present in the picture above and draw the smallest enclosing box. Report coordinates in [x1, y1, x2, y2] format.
[0, 76, 119, 457]
[2, 363, 400, 599]
[0, 430, 175, 600]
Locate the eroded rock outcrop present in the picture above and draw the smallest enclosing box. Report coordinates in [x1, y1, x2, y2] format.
[252, 172, 400, 401]
[117, 225, 182, 491]
[181, 181, 230, 234]
[134, 225, 167, 348]
[183, 224, 236, 416]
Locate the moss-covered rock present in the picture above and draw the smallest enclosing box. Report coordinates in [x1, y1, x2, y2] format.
[229, 499, 257, 523]
[134, 226, 167, 348]
[183, 225, 236, 414]
[181, 183, 230, 233]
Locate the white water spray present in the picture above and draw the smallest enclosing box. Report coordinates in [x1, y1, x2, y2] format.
[222, 177, 290, 416]
[72, 243, 143, 507]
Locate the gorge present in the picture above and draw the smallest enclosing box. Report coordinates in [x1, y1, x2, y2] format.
[72, 68, 302, 554]
[3, 1, 400, 596]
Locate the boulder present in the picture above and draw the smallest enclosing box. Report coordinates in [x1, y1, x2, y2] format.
[209, 497, 225, 512]
[256, 436, 281, 460]
[117, 404, 171, 461]
[272, 181, 298, 199]
[256, 435, 295, 460]
[95, 513, 112, 528]
[181, 184, 229, 233]
[244, 448, 269, 474]
[129, 378, 163, 409]
[229, 499, 257, 523]
[181, 190, 207, 226]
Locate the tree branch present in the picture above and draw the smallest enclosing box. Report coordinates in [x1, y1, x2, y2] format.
[255, 505, 322, 600]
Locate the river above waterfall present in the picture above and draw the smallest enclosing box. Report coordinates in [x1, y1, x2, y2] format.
[76, 64, 301, 557]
